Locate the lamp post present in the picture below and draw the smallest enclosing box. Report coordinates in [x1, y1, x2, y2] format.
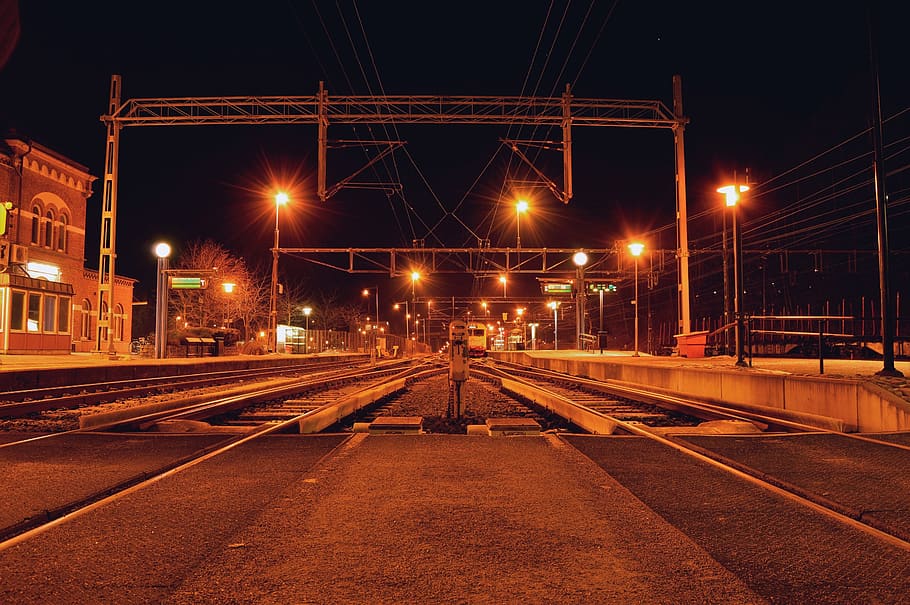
[718, 184, 748, 367]
[411, 271, 420, 349]
[628, 242, 645, 357]
[268, 191, 289, 354]
[499, 275, 507, 298]
[394, 301, 410, 355]
[517, 307, 527, 348]
[303, 306, 312, 355]
[573, 251, 588, 349]
[154, 242, 171, 359]
[363, 287, 379, 358]
[516, 199, 528, 248]
[549, 301, 559, 350]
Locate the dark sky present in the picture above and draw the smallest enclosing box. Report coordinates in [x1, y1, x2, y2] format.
[1, 1, 908, 305]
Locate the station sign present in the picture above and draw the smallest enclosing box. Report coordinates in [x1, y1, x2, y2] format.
[541, 282, 573, 295]
[588, 283, 617, 293]
[169, 276, 208, 290]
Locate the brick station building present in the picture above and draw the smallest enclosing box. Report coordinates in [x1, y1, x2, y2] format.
[0, 135, 134, 354]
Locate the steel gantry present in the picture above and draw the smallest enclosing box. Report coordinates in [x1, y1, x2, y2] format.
[95, 75, 692, 354]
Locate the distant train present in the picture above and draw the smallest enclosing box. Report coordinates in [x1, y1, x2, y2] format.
[466, 323, 488, 357]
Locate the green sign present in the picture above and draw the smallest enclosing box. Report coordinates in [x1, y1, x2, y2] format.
[169, 276, 208, 290]
[542, 282, 573, 295]
[588, 283, 617, 293]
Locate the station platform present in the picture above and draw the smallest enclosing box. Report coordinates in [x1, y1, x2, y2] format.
[491, 350, 910, 433]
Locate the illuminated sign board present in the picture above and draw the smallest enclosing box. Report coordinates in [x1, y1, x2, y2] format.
[588, 283, 617, 293]
[542, 282, 573, 295]
[169, 276, 208, 290]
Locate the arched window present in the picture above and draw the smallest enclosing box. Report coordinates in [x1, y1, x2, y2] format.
[114, 303, 125, 341]
[31, 206, 40, 244]
[81, 299, 93, 340]
[44, 210, 54, 248]
[57, 214, 68, 251]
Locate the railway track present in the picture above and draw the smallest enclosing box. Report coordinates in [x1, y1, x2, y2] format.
[0, 358, 365, 418]
[1, 357, 908, 556]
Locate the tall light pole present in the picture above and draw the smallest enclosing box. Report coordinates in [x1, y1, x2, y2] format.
[303, 306, 312, 355]
[868, 7, 903, 377]
[154, 242, 171, 359]
[573, 251, 588, 349]
[628, 242, 645, 357]
[411, 271, 420, 349]
[269, 191, 289, 354]
[499, 275, 507, 298]
[549, 301, 559, 350]
[394, 301, 410, 354]
[718, 184, 748, 367]
[363, 287, 379, 358]
[516, 199, 528, 248]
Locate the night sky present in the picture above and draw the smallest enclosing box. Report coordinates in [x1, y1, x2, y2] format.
[1, 1, 908, 311]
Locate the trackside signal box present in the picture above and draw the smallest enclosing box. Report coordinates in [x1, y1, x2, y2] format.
[448, 320, 469, 419]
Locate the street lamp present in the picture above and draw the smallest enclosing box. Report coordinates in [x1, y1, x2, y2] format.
[516, 199, 528, 248]
[394, 301, 410, 355]
[548, 301, 559, 350]
[628, 242, 645, 357]
[269, 191, 289, 354]
[303, 305, 312, 355]
[717, 184, 748, 367]
[573, 251, 588, 349]
[499, 275, 507, 298]
[516, 307, 526, 348]
[154, 242, 171, 359]
[363, 286, 380, 359]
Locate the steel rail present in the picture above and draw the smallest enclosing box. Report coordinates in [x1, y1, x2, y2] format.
[0, 361, 437, 548]
[0, 359, 363, 417]
[483, 360, 910, 550]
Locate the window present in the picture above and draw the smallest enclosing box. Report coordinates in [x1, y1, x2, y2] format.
[44, 210, 54, 248]
[31, 207, 40, 244]
[58, 214, 68, 251]
[58, 296, 71, 334]
[43, 295, 57, 332]
[10, 291, 25, 331]
[27, 293, 41, 332]
[80, 299, 92, 340]
[114, 303, 125, 341]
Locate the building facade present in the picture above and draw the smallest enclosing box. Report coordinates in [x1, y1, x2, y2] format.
[0, 136, 134, 354]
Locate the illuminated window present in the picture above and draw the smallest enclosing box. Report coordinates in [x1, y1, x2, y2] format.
[27, 293, 40, 332]
[43, 295, 57, 332]
[26, 261, 61, 282]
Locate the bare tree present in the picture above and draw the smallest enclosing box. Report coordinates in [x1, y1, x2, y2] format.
[171, 239, 263, 339]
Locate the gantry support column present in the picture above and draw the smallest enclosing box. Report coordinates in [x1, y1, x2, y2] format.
[561, 84, 573, 205]
[317, 80, 329, 202]
[96, 74, 122, 356]
[673, 75, 691, 335]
